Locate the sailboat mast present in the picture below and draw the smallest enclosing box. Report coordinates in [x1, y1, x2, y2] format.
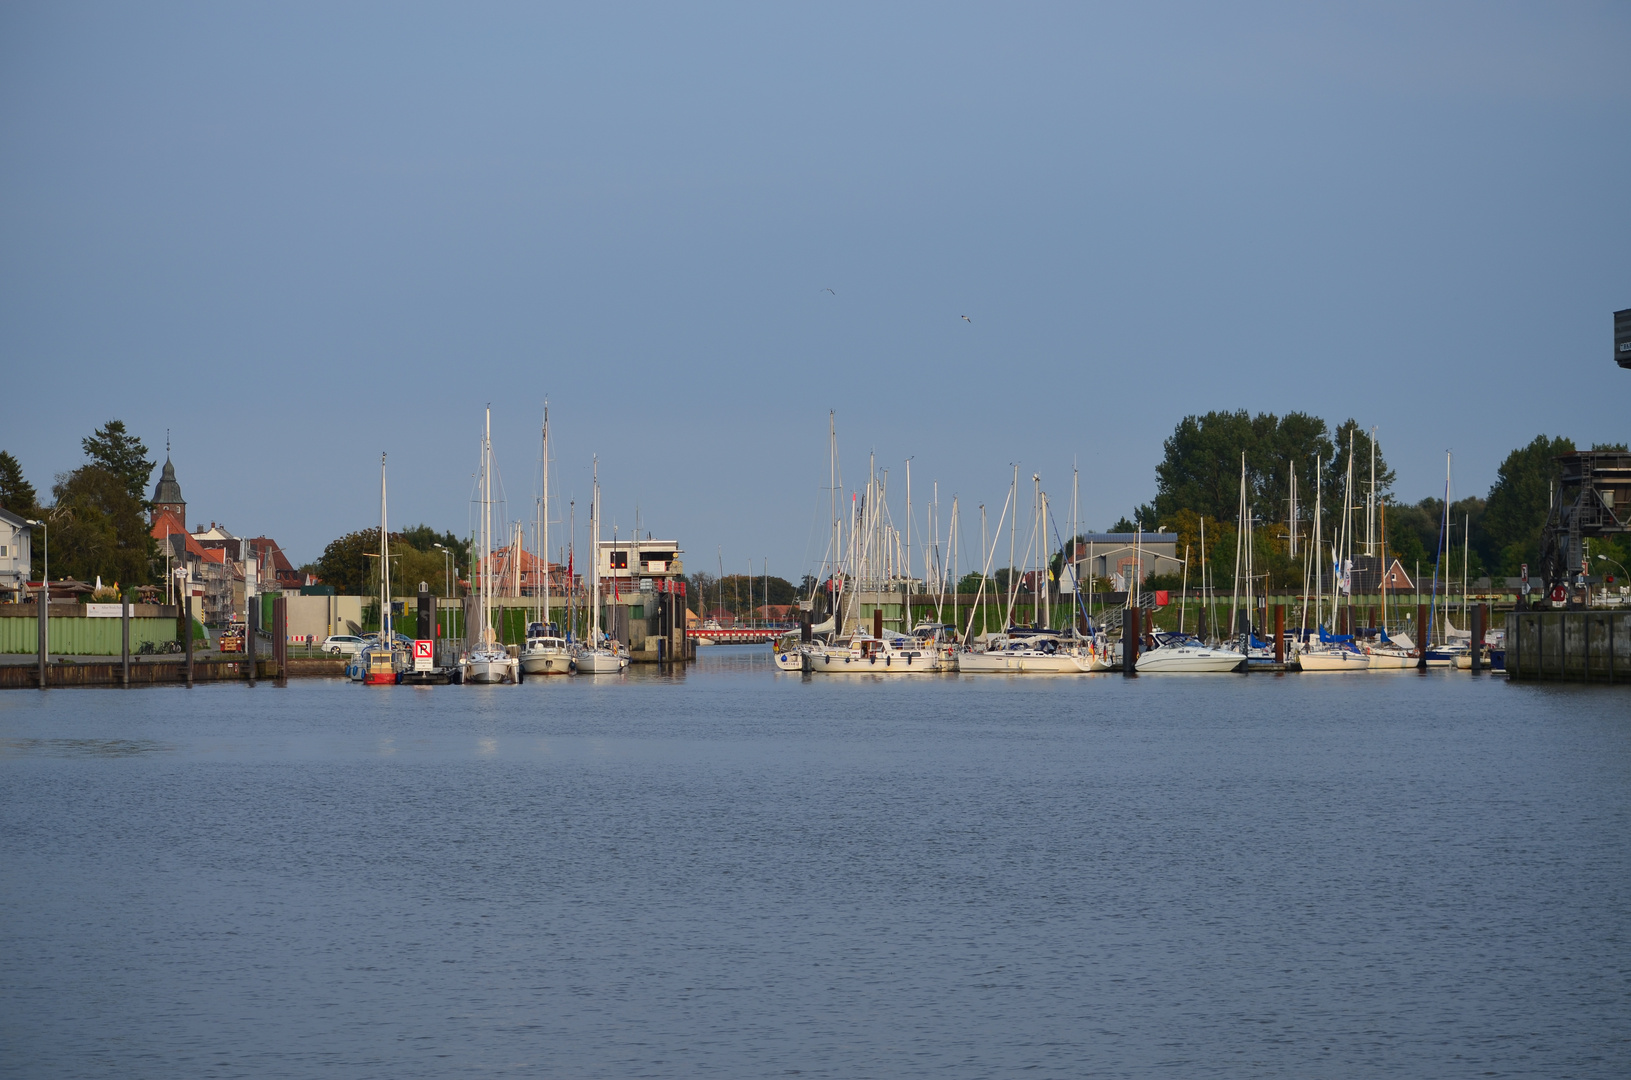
[590, 458, 600, 642]
[380, 452, 390, 642]
[541, 405, 550, 633]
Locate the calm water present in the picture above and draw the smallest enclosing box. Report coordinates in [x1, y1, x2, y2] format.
[2, 649, 1628, 1079]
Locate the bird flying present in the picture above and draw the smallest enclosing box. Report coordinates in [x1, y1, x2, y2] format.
[960, 315, 972, 324]
[822, 287, 836, 295]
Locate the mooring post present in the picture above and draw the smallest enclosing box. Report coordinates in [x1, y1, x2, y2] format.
[274, 596, 287, 686]
[184, 594, 194, 688]
[1123, 606, 1140, 674]
[1416, 602, 1428, 670]
[37, 583, 47, 690]
[872, 608, 883, 640]
[1275, 604, 1285, 666]
[246, 595, 257, 686]
[1470, 604, 1483, 672]
[121, 595, 130, 688]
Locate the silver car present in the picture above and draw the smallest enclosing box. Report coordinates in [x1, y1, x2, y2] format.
[322, 634, 366, 657]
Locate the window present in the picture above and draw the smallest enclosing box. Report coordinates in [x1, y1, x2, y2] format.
[0, 545, 6, 556]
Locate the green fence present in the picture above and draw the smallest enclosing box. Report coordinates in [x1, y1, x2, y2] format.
[0, 616, 180, 655]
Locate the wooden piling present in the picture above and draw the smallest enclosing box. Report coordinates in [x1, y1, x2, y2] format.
[1123, 607, 1139, 674]
[273, 596, 287, 686]
[1274, 604, 1285, 665]
[121, 596, 130, 688]
[184, 595, 194, 688]
[1471, 603, 1484, 672]
[38, 590, 47, 690]
[1416, 602, 1428, 669]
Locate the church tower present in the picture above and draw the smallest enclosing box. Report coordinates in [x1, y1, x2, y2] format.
[151, 456, 185, 528]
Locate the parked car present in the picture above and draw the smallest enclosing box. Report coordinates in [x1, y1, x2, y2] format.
[322, 634, 366, 656]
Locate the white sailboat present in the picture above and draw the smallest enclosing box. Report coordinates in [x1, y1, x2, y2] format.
[1299, 432, 1370, 672]
[357, 453, 408, 684]
[463, 407, 519, 685]
[574, 458, 628, 674]
[521, 405, 571, 675]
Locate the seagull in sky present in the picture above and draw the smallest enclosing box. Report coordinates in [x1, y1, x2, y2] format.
[822, 287, 836, 295]
[960, 314, 972, 324]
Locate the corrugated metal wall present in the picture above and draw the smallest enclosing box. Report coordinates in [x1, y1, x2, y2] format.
[0, 617, 179, 654]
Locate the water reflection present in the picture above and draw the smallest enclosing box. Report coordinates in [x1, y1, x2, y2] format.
[0, 737, 175, 758]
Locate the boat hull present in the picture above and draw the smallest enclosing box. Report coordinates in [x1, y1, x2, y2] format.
[363, 671, 399, 685]
[1135, 648, 1245, 673]
[806, 650, 940, 673]
[1297, 649, 1370, 671]
[520, 650, 572, 674]
[773, 649, 805, 671]
[464, 658, 518, 684]
[957, 651, 1092, 673]
[1364, 649, 1417, 669]
[574, 651, 627, 674]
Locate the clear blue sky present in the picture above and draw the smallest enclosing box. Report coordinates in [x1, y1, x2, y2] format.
[3, 3, 1627, 579]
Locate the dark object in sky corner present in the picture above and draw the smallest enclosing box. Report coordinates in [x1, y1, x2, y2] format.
[1616, 307, 1631, 370]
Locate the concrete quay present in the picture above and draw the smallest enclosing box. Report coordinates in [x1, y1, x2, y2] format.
[1505, 610, 1631, 683]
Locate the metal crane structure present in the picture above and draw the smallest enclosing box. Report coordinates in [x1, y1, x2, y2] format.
[1538, 450, 1631, 607]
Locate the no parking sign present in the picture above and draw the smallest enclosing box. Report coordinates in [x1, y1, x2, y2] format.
[414, 639, 434, 671]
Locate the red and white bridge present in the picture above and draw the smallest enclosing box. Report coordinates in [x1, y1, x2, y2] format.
[688, 626, 794, 645]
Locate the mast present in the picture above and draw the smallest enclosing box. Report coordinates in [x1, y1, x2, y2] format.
[541, 404, 550, 633]
[1231, 453, 1244, 643]
[380, 452, 390, 643]
[1342, 427, 1356, 633]
[1312, 457, 1324, 631]
[482, 407, 493, 646]
[590, 457, 601, 645]
[1007, 464, 1018, 618]
[1199, 516, 1208, 640]
[1288, 464, 1298, 560]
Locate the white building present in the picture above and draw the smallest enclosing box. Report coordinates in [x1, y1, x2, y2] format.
[0, 508, 34, 601]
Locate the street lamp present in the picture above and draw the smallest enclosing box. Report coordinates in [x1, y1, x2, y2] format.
[27, 519, 46, 658]
[434, 543, 456, 641]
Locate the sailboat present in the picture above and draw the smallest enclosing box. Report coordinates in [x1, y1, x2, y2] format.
[359, 453, 407, 685]
[521, 406, 571, 675]
[1140, 461, 1246, 673]
[462, 407, 519, 685]
[1364, 495, 1417, 669]
[574, 458, 628, 674]
[1298, 436, 1370, 671]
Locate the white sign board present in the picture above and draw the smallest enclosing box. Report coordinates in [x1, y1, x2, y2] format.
[413, 639, 435, 672]
[86, 603, 124, 618]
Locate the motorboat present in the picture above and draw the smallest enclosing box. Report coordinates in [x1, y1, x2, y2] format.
[1134, 632, 1245, 673]
[520, 622, 572, 675]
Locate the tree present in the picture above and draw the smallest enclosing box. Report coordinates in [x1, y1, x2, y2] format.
[42, 466, 155, 585]
[1323, 420, 1395, 519]
[0, 451, 39, 517]
[81, 421, 155, 506]
[1150, 410, 1335, 528]
[314, 529, 381, 596]
[1477, 435, 1574, 577]
[399, 523, 471, 568]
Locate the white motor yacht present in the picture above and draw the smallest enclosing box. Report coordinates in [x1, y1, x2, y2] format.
[1133, 632, 1246, 673]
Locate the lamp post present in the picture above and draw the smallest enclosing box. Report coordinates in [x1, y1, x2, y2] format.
[27, 519, 46, 683]
[435, 543, 455, 641]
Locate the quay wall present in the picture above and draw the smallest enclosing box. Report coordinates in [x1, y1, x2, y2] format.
[1505, 611, 1631, 683]
[0, 656, 347, 689]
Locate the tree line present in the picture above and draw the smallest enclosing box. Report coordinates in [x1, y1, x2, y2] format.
[1, 421, 159, 591]
[1111, 412, 1628, 589]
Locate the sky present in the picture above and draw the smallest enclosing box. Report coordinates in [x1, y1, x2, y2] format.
[2, 2, 1628, 580]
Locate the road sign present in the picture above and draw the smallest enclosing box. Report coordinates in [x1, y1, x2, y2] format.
[414, 639, 434, 671]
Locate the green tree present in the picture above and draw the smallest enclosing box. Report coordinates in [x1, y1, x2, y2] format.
[81, 421, 155, 506]
[314, 529, 381, 595]
[1477, 435, 1574, 576]
[1150, 410, 1335, 527]
[399, 523, 471, 567]
[1322, 420, 1396, 520]
[0, 451, 39, 517]
[42, 466, 155, 585]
